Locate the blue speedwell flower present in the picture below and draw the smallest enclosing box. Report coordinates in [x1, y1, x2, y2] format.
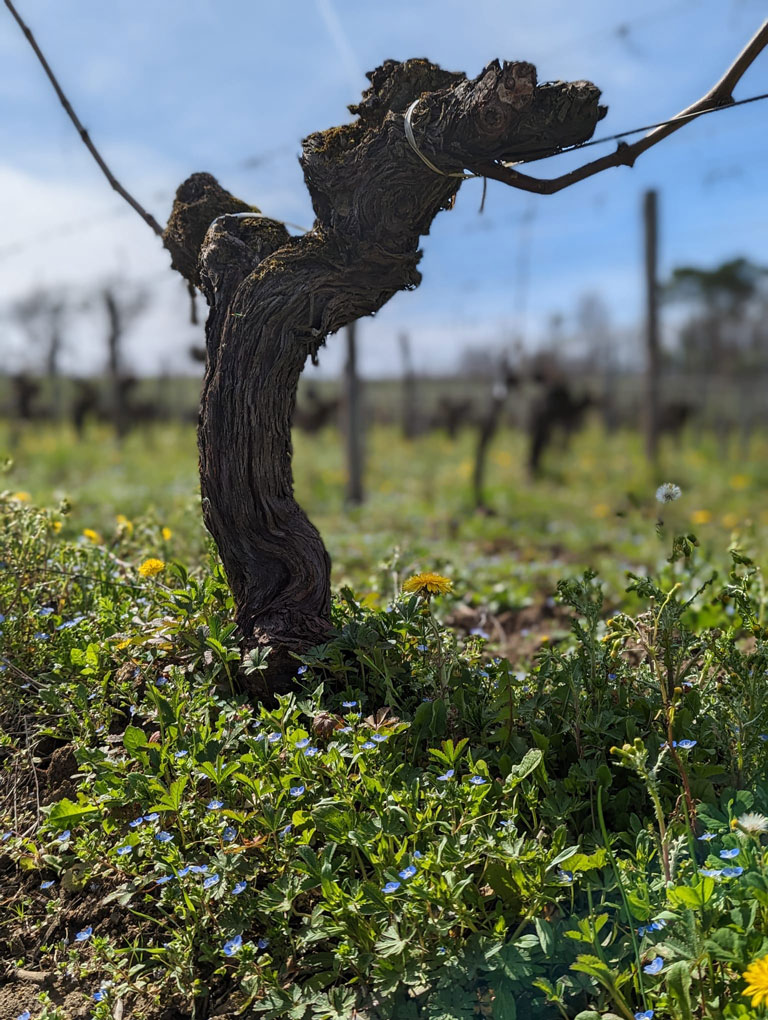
[342, 700, 357, 708]
[722, 866, 744, 877]
[232, 880, 247, 895]
[267, 733, 281, 744]
[257, 937, 269, 949]
[116, 845, 134, 856]
[677, 739, 697, 749]
[75, 926, 93, 942]
[720, 848, 740, 859]
[203, 874, 220, 888]
[17, 1012, 32, 1020]
[178, 866, 192, 877]
[57, 829, 71, 842]
[382, 881, 401, 894]
[700, 868, 723, 878]
[643, 956, 664, 975]
[222, 826, 237, 842]
[558, 870, 574, 884]
[289, 785, 305, 797]
[304, 746, 319, 756]
[469, 776, 487, 785]
[174, 750, 188, 759]
[698, 832, 717, 841]
[190, 865, 208, 874]
[41, 879, 55, 889]
[295, 738, 310, 749]
[156, 875, 173, 885]
[129, 817, 145, 828]
[437, 769, 455, 780]
[155, 831, 174, 843]
[635, 1011, 654, 1020]
[207, 799, 224, 810]
[144, 812, 159, 822]
[371, 733, 389, 743]
[361, 741, 376, 750]
[223, 935, 242, 956]
[93, 989, 108, 1002]
[399, 865, 417, 880]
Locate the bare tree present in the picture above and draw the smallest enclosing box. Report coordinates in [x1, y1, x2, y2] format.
[9, 288, 67, 417]
[101, 284, 149, 438]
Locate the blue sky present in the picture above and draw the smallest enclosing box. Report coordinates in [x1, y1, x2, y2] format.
[1, 0, 767, 376]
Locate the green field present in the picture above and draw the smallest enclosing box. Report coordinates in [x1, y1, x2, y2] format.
[3, 418, 767, 606]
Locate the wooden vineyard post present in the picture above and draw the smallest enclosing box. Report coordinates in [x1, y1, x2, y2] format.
[643, 188, 661, 469]
[343, 320, 364, 506]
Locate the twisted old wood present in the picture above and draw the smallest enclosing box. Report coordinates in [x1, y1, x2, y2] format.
[163, 58, 606, 691]
[7, 0, 768, 693]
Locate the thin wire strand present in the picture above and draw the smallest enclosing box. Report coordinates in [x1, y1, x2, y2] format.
[403, 89, 768, 178]
[505, 89, 768, 165]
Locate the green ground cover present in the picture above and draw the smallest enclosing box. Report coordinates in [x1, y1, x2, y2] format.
[1, 422, 768, 1019]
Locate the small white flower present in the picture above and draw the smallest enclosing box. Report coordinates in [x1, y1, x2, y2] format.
[656, 482, 682, 504]
[733, 812, 768, 836]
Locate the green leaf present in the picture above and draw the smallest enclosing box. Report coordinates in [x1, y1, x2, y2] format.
[46, 797, 99, 829]
[509, 748, 543, 783]
[484, 862, 523, 906]
[666, 960, 693, 1020]
[667, 877, 714, 910]
[491, 980, 517, 1019]
[626, 892, 653, 922]
[375, 924, 408, 958]
[559, 848, 607, 873]
[123, 725, 150, 756]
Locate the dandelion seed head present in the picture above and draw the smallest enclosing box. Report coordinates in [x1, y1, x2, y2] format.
[655, 482, 682, 504]
[733, 812, 768, 836]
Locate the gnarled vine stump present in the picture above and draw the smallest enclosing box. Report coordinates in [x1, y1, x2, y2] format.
[162, 58, 605, 692]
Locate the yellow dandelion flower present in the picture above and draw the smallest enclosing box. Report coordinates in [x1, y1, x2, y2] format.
[730, 474, 750, 491]
[743, 953, 768, 1008]
[691, 509, 712, 525]
[83, 528, 103, 544]
[721, 512, 739, 529]
[161, 527, 172, 542]
[138, 558, 165, 578]
[51, 520, 62, 533]
[116, 514, 134, 536]
[11, 491, 30, 502]
[402, 572, 453, 598]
